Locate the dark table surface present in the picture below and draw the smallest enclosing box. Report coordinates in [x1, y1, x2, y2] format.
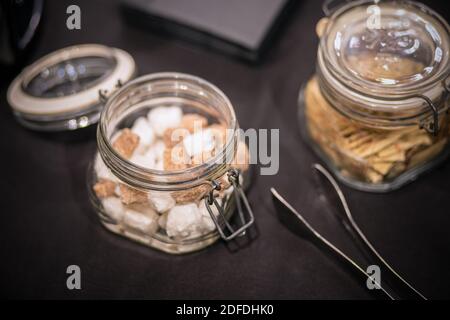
[1, 0, 450, 299]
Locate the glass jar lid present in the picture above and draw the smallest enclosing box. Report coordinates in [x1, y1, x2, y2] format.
[98, 72, 239, 191]
[322, 0, 450, 96]
[317, 0, 450, 132]
[7, 44, 136, 131]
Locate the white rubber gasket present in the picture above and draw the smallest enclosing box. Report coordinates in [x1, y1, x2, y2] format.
[7, 44, 136, 116]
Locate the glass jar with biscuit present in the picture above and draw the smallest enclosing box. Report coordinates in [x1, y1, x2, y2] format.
[88, 72, 254, 254]
[299, 0, 450, 191]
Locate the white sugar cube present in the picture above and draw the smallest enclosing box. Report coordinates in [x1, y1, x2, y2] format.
[129, 153, 156, 169]
[152, 160, 164, 171]
[146, 140, 165, 163]
[198, 198, 221, 232]
[95, 154, 118, 183]
[101, 197, 124, 222]
[183, 129, 215, 158]
[148, 191, 176, 213]
[123, 208, 159, 235]
[131, 117, 155, 154]
[186, 230, 203, 240]
[147, 106, 182, 136]
[158, 212, 168, 229]
[114, 185, 121, 197]
[166, 203, 202, 238]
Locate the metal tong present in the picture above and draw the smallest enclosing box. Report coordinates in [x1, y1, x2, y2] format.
[271, 163, 427, 300]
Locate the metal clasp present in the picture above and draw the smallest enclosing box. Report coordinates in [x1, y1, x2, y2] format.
[416, 94, 440, 136]
[204, 169, 255, 241]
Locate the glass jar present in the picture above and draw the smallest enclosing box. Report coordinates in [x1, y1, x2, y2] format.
[299, 0, 450, 192]
[88, 72, 254, 254]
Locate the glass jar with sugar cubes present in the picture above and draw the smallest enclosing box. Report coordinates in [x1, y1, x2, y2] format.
[298, 0, 450, 192]
[89, 72, 254, 254]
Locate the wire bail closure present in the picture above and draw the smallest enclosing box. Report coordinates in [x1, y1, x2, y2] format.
[205, 168, 255, 241]
[416, 94, 442, 136]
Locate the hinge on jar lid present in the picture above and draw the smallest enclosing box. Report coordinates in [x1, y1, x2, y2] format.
[98, 79, 124, 104]
[98, 89, 108, 104]
[205, 169, 255, 241]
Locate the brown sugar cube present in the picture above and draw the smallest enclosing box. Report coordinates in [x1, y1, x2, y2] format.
[112, 128, 140, 159]
[163, 127, 190, 148]
[163, 144, 190, 171]
[172, 184, 211, 204]
[231, 141, 250, 172]
[93, 179, 116, 198]
[125, 202, 158, 216]
[180, 114, 208, 133]
[119, 184, 148, 205]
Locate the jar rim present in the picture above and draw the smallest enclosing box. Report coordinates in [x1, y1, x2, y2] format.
[98, 72, 238, 191]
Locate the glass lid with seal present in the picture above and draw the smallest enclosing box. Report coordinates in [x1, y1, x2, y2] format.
[7, 44, 136, 131]
[317, 0, 450, 129]
[320, 0, 450, 96]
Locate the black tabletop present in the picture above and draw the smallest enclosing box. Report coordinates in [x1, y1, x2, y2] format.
[1, 0, 450, 299]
